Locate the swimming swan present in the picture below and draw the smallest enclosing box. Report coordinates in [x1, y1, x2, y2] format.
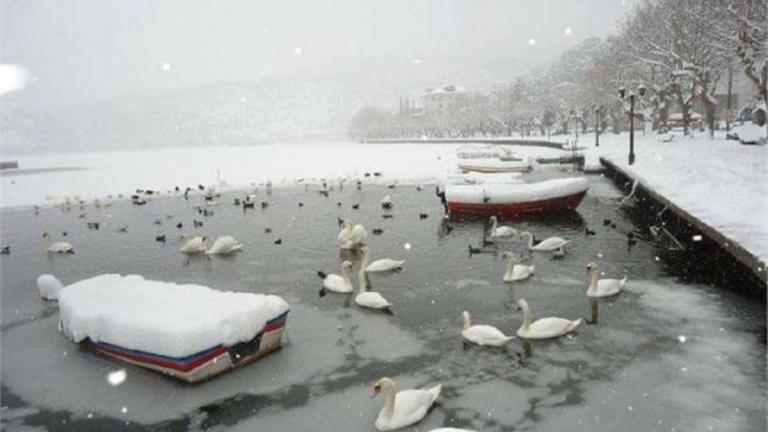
[516, 299, 582, 339]
[361, 246, 404, 273]
[586, 261, 627, 298]
[502, 251, 535, 282]
[371, 377, 442, 431]
[461, 311, 514, 346]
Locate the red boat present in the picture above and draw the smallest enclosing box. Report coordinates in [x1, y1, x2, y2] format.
[444, 176, 588, 216]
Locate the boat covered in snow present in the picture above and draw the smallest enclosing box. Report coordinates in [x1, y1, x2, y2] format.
[457, 156, 532, 173]
[456, 144, 523, 160]
[58, 274, 289, 383]
[444, 176, 588, 216]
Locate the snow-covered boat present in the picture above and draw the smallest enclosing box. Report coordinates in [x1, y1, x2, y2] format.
[456, 144, 522, 160]
[58, 274, 289, 383]
[457, 156, 531, 173]
[444, 176, 588, 216]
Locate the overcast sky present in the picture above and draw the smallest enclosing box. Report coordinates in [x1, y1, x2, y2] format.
[2, 0, 637, 110]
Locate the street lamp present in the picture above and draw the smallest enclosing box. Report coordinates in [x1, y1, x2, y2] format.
[618, 85, 646, 165]
[593, 104, 603, 147]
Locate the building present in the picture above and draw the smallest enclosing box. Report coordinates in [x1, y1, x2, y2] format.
[421, 85, 467, 114]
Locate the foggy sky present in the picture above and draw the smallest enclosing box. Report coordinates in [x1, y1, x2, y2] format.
[2, 0, 636, 111]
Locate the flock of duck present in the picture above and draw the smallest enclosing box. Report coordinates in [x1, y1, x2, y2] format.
[26, 178, 630, 432]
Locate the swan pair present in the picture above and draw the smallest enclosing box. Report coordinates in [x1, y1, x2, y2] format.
[42, 232, 74, 254]
[518, 231, 570, 255]
[586, 261, 627, 298]
[318, 256, 392, 313]
[371, 377, 441, 431]
[502, 251, 535, 282]
[338, 220, 368, 249]
[179, 235, 242, 255]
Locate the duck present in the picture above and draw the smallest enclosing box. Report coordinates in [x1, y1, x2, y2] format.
[586, 261, 627, 298]
[381, 195, 393, 209]
[515, 299, 583, 340]
[518, 231, 570, 254]
[502, 252, 535, 282]
[37, 274, 64, 300]
[42, 232, 74, 254]
[361, 246, 404, 273]
[461, 311, 514, 347]
[206, 236, 242, 255]
[371, 377, 442, 431]
[488, 216, 516, 238]
[179, 235, 208, 254]
[354, 266, 392, 313]
[318, 261, 354, 296]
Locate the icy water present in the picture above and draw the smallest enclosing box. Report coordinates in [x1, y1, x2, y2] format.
[1, 176, 765, 432]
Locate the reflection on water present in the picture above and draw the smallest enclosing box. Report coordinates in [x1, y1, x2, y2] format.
[0, 176, 765, 432]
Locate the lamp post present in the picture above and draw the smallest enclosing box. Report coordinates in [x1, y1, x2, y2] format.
[618, 85, 646, 165]
[594, 105, 602, 147]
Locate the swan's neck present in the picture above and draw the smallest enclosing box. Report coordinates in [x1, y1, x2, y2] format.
[505, 258, 515, 276]
[587, 271, 599, 294]
[357, 270, 368, 293]
[360, 249, 370, 270]
[380, 385, 396, 419]
[462, 314, 471, 331]
[341, 266, 351, 283]
[491, 218, 498, 232]
[522, 233, 533, 248]
[519, 302, 532, 332]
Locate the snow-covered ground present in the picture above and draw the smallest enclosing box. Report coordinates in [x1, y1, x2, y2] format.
[2, 132, 765, 265]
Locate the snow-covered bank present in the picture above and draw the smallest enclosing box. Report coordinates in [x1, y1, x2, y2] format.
[576, 131, 768, 267]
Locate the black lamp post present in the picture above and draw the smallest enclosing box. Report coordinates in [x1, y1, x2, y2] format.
[594, 105, 602, 147]
[618, 85, 646, 165]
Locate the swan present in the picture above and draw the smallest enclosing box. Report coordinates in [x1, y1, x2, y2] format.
[42, 232, 74, 254]
[37, 274, 64, 300]
[519, 231, 570, 253]
[339, 220, 367, 249]
[371, 377, 441, 431]
[489, 216, 516, 238]
[355, 266, 392, 312]
[502, 252, 535, 282]
[179, 235, 208, 254]
[461, 311, 514, 347]
[516, 299, 583, 340]
[318, 261, 354, 295]
[206, 236, 242, 255]
[586, 261, 627, 298]
[361, 246, 405, 273]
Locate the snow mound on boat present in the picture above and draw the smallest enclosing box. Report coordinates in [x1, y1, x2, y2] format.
[58, 274, 289, 358]
[445, 176, 588, 204]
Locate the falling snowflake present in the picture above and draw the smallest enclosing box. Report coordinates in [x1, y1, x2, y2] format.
[404, 242, 412, 250]
[692, 235, 703, 241]
[161, 63, 171, 72]
[121, 406, 128, 414]
[564, 27, 573, 36]
[527, 38, 537, 46]
[293, 47, 303, 56]
[677, 335, 687, 343]
[411, 58, 423, 64]
[107, 368, 127, 386]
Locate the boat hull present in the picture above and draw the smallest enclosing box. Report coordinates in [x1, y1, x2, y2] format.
[82, 312, 288, 383]
[448, 190, 586, 216]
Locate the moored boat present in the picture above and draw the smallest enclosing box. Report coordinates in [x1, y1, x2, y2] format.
[444, 176, 588, 216]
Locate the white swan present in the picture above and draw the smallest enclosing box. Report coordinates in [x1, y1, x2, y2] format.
[489, 216, 516, 238]
[42, 232, 74, 254]
[179, 235, 208, 254]
[502, 252, 535, 282]
[519, 231, 570, 253]
[318, 261, 354, 295]
[37, 274, 64, 300]
[355, 267, 392, 312]
[461, 311, 514, 347]
[371, 377, 442, 431]
[206, 236, 242, 255]
[586, 261, 627, 298]
[516, 299, 582, 340]
[339, 220, 367, 249]
[361, 246, 405, 273]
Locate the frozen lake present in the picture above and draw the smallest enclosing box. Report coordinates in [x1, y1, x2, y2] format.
[1, 174, 765, 431]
